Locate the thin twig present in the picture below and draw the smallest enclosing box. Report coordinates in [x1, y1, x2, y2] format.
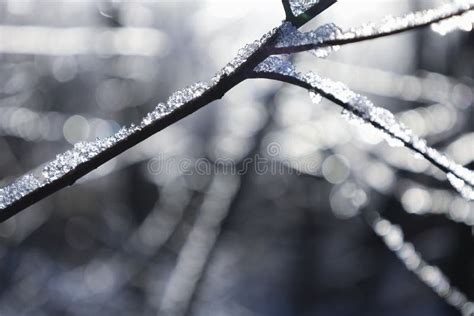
[3, 0, 474, 221]
[249, 71, 474, 190]
[268, 4, 474, 55]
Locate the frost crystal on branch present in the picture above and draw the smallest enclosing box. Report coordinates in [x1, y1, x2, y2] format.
[302, 73, 474, 201]
[254, 55, 296, 76]
[340, 0, 474, 39]
[289, 0, 320, 16]
[275, 22, 342, 58]
[272, 0, 474, 54]
[212, 28, 277, 83]
[0, 82, 212, 210]
[432, 10, 474, 35]
[254, 56, 474, 201]
[447, 173, 474, 201]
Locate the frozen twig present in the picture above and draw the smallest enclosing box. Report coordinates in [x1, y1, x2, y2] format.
[269, 1, 474, 55]
[0, 1, 339, 222]
[1, 0, 473, 222]
[251, 56, 474, 201]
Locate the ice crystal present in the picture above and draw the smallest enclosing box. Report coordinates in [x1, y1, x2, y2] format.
[165, 82, 210, 111]
[212, 27, 277, 83]
[0, 81, 213, 210]
[276, 22, 342, 48]
[255, 56, 323, 102]
[372, 216, 473, 314]
[0, 24, 279, 211]
[298, 71, 474, 199]
[275, 22, 341, 57]
[289, 0, 320, 16]
[309, 91, 322, 104]
[432, 10, 474, 35]
[339, 1, 474, 40]
[447, 173, 474, 201]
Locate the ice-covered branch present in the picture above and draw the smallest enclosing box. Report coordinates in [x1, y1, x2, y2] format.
[0, 2, 339, 222]
[269, 1, 474, 55]
[0, 29, 277, 222]
[251, 56, 474, 201]
[160, 174, 240, 316]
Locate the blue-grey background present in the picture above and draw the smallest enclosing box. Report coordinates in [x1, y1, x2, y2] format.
[0, 1, 472, 315]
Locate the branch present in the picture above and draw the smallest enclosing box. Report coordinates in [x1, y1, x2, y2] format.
[0, 3, 336, 222]
[281, 0, 337, 27]
[250, 59, 474, 200]
[269, 2, 474, 55]
[0, 46, 266, 221]
[293, 0, 337, 28]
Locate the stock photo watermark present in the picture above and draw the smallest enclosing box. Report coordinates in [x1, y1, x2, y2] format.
[147, 142, 321, 177]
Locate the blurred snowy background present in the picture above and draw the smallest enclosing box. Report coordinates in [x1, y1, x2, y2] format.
[0, 0, 473, 315]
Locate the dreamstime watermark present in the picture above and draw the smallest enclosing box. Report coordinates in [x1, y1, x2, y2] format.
[147, 142, 320, 177]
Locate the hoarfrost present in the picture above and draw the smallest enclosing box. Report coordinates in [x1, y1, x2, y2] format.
[275, 22, 341, 57]
[254, 56, 474, 200]
[274, 1, 474, 53]
[254, 55, 296, 76]
[212, 27, 277, 83]
[447, 173, 474, 201]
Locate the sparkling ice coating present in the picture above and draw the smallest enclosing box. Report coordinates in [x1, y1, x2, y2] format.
[274, 0, 474, 53]
[254, 56, 474, 201]
[0, 27, 278, 211]
[2, 2, 474, 209]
